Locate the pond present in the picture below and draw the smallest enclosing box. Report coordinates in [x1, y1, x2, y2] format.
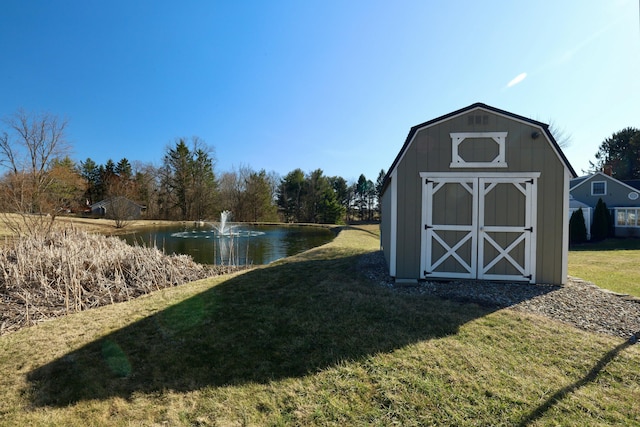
[119, 224, 336, 265]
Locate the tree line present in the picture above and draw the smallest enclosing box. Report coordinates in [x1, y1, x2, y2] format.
[77, 152, 386, 226]
[0, 110, 386, 232]
[4, 109, 634, 234]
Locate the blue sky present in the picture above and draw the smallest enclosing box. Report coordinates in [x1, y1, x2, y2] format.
[1, 1, 638, 183]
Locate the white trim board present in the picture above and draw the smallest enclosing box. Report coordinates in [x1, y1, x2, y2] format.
[420, 172, 538, 283]
[389, 168, 398, 277]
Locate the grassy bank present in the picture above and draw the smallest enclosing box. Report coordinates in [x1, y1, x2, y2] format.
[0, 225, 638, 426]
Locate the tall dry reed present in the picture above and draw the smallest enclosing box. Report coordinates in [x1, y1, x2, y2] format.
[0, 229, 237, 335]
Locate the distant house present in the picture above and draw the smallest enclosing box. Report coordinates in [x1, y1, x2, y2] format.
[569, 172, 640, 237]
[380, 103, 576, 286]
[91, 197, 145, 219]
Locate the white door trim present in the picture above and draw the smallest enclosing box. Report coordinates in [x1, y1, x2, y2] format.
[420, 172, 539, 283]
[477, 177, 535, 282]
[421, 176, 478, 280]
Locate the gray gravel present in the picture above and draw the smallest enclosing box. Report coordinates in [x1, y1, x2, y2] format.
[358, 251, 640, 340]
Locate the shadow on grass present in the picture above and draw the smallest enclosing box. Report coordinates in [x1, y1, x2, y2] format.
[570, 237, 640, 251]
[517, 338, 636, 426]
[26, 248, 550, 408]
[340, 225, 380, 239]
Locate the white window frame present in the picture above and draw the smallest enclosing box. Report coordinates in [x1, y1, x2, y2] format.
[591, 181, 607, 196]
[450, 132, 508, 168]
[615, 208, 640, 227]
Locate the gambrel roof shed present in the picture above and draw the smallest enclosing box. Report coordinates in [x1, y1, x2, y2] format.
[380, 103, 577, 285]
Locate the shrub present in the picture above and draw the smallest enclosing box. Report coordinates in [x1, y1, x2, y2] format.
[569, 208, 587, 244]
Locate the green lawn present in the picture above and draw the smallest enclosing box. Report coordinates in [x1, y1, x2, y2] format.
[569, 238, 640, 297]
[0, 226, 638, 426]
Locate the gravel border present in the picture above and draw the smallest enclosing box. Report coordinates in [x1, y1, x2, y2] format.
[358, 251, 640, 340]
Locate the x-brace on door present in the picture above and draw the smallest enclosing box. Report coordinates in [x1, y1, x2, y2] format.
[421, 174, 537, 283]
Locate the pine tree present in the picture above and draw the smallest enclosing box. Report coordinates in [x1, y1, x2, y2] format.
[569, 208, 587, 244]
[591, 198, 610, 241]
[590, 127, 640, 179]
[162, 138, 217, 220]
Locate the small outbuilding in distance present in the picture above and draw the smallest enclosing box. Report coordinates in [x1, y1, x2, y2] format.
[380, 103, 577, 286]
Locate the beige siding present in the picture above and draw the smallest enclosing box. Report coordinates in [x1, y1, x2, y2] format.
[396, 163, 421, 278]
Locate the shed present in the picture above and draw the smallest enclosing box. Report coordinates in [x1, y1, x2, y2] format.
[380, 103, 577, 285]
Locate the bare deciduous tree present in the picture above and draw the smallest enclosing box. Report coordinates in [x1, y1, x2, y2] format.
[0, 109, 71, 236]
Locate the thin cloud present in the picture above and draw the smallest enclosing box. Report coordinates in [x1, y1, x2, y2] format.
[507, 72, 527, 88]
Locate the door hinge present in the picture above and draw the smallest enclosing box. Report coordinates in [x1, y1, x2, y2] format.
[524, 227, 533, 232]
[424, 270, 431, 276]
[425, 178, 431, 184]
[526, 179, 534, 184]
[425, 224, 433, 230]
[524, 274, 532, 280]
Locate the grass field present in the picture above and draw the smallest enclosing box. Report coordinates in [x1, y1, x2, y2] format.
[0, 225, 638, 426]
[569, 238, 640, 297]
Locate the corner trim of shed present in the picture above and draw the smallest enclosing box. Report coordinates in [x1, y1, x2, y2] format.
[389, 168, 398, 277]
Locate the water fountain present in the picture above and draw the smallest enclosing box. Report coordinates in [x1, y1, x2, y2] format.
[213, 210, 235, 236]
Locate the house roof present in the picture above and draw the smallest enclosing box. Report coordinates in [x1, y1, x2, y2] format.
[569, 175, 589, 188]
[91, 196, 145, 209]
[570, 171, 640, 195]
[623, 179, 640, 191]
[569, 198, 591, 210]
[381, 103, 578, 193]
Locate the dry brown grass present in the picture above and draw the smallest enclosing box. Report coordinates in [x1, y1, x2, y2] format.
[0, 228, 240, 335]
[54, 216, 187, 235]
[0, 213, 188, 238]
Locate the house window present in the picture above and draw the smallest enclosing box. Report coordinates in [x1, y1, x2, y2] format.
[616, 208, 640, 227]
[591, 181, 606, 196]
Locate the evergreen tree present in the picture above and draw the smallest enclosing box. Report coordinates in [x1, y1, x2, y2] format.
[569, 208, 587, 244]
[303, 169, 345, 224]
[356, 174, 369, 221]
[317, 184, 345, 224]
[277, 169, 306, 222]
[243, 169, 278, 222]
[590, 127, 640, 179]
[328, 176, 349, 222]
[375, 169, 386, 220]
[164, 142, 191, 218]
[115, 158, 132, 179]
[190, 147, 217, 220]
[375, 169, 386, 197]
[591, 198, 611, 241]
[79, 157, 101, 204]
[162, 138, 217, 220]
[104, 159, 116, 177]
[304, 169, 326, 223]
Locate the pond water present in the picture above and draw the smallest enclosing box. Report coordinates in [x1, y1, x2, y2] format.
[119, 224, 335, 265]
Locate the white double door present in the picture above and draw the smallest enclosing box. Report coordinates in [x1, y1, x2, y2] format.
[420, 173, 537, 283]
